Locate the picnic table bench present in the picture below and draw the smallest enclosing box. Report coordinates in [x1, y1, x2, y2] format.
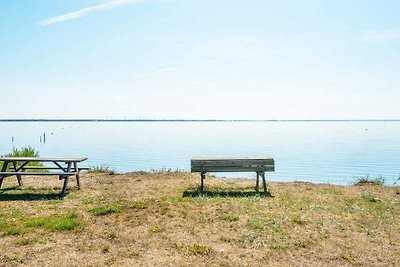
[0, 157, 88, 195]
[191, 157, 275, 195]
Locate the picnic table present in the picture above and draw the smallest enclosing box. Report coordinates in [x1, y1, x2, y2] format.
[0, 157, 88, 195]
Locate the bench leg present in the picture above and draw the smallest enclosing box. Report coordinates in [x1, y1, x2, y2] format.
[200, 172, 205, 192]
[261, 172, 268, 195]
[61, 176, 69, 196]
[0, 176, 3, 189]
[255, 172, 259, 193]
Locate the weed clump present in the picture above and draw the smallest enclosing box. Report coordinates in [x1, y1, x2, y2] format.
[90, 205, 122, 216]
[150, 225, 164, 233]
[220, 214, 239, 222]
[190, 244, 211, 255]
[88, 165, 116, 175]
[352, 176, 385, 186]
[1, 146, 44, 170]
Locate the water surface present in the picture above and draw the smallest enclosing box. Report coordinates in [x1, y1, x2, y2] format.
[0, 121, 399, 185]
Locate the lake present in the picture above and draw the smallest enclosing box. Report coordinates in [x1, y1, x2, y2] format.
[0, 121, 399, 185]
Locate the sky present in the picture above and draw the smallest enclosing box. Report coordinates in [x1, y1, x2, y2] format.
[0, 0, 399, 120]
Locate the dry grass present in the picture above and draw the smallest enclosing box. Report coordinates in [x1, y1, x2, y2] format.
[0, 172, 399, 266]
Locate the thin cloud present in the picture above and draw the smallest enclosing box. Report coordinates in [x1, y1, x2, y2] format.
[134, 67, 180, 79]
[134, 52, 264, 80]
[363, 30, 400, 43]
[41, 0, 145, 26]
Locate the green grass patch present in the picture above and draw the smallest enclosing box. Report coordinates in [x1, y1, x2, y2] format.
[248, 217, 265, 230]
[150, 224, 164, 233]
[129, 200, 148, 210]
[90, 205, 123, 216]
[1, 212, 78, 236]
[220, 214, 240, 221]
[25, 212, 79, 232]
[189, 244, 211, 255]
[3, 226, 30, 236]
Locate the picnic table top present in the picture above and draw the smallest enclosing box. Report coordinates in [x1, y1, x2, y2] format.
[0, 157, 87, 162]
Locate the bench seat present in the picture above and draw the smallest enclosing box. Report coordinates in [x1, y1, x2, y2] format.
[9, 166, 90, 171]
[0, 172, 76, 177]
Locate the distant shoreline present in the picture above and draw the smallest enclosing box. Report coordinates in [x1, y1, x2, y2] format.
[0, 119, 400, 122]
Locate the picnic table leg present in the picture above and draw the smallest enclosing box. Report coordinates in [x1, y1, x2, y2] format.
[73, 162, 80, 189]
[255, 172, 260, 193]
[261, 172, 268, 195]
[0, 161, 10, 188]
[61, 162, 72, 196]
[12, 161, 23, 186]
[200, 172, 205, 192]
[61, 176, 69, 196]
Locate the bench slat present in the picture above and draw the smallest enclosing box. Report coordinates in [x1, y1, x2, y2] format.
[191, 166, 275, 172]
[191, 157, 273, 160]
[0, 172, 76, 176]
[191, 157, 275, 172]
[191, 159, 273, 164]
[10, 166, 90, 170]
[0, 157, 87, 162]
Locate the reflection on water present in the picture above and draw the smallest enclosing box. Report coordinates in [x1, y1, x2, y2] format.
[0, 121, 399, 185]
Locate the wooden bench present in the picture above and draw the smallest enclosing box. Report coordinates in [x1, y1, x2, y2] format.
[191, 157, 275, 195]
[0, 157, 88, 196]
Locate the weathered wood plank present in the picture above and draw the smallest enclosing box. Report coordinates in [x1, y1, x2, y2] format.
[191, 157, 273, 160]
[191, 166, 275, 172]
[0, 172, 76, 176]
[9, 166, 90, 170]
[191, 162, 274, 168]
[191, 157, 275, 172]
[191, 159, 273, 164]
[0, 157, 87, 162]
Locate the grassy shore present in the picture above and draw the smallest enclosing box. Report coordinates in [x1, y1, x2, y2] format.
[0, 172, 399, 266]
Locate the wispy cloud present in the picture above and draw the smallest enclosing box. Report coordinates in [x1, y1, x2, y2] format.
[41, 0, 145, 26]
[363, 30, 400, 43]
[134, 66, 180, 79]
[133, 52, 264, 80]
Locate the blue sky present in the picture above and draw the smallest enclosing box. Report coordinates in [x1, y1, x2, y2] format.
[1, 0, 399, 119]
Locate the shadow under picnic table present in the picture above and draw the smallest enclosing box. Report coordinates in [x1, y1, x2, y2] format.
[0, 187, 65, 201]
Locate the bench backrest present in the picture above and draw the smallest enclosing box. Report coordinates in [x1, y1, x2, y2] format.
[191, 157, 275, 172]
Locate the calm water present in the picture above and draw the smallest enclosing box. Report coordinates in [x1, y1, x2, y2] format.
[0, 121, 399, 185]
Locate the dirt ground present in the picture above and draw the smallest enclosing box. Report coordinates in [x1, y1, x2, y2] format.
[0, 172, 399, 266]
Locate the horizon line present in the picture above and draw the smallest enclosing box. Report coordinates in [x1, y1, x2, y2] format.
[1, 119, 400, 122]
